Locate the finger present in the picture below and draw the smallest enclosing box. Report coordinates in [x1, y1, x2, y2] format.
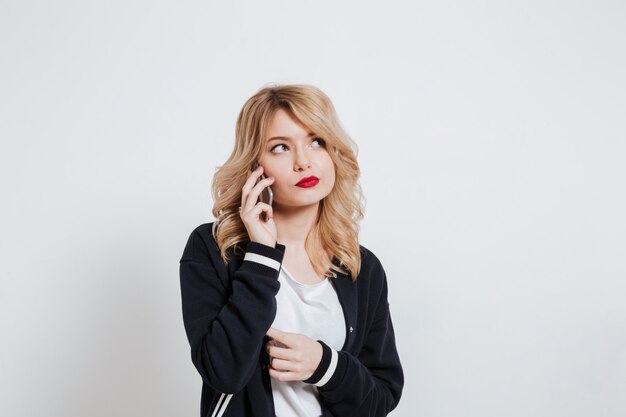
[268, 367, 300, 382]
[268, 358, 299, 372]
[240, 166, 264, 210]
[247, 202, 273, 222]
[266, 327, 284, 340]
[267, 328, 299, 348]
[243, 177, 274, 214]
[241, 176, 272, 215]
[266, 344, 297, 361]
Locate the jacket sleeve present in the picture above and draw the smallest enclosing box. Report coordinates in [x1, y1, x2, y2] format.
[303, 260, 404, 416]
[179, 227, 286, 394]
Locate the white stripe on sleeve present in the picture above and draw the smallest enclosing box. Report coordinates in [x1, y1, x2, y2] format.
[314, 348, 338, 387]
[216, 394, 233, 417]
[243, 252, 281, 271]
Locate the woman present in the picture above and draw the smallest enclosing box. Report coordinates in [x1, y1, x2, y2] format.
[179, 84, 403, 417]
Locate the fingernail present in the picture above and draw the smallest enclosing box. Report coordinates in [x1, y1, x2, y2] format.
[268, 176, 274, 180]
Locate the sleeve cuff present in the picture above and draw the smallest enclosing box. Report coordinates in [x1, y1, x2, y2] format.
[242, 241, 286, 272]
[303, 341, 339, 387]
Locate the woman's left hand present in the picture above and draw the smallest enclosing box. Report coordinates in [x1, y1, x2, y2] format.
[265, 328, 323, 381]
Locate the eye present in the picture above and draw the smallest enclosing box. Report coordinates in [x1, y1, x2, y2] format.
[270, 138, 326, 154]
[270, 143, 288, 154]
[312, 137, 325, 147]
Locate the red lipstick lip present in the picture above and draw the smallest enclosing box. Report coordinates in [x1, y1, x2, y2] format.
[295, 176, 319, 187]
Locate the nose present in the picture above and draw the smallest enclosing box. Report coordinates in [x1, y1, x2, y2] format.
[293, 147, 311, 172]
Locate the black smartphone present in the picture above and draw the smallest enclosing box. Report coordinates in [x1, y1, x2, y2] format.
[252, 162, 273, 218]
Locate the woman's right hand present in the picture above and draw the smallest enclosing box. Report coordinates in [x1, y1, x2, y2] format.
[240, 165, 277, 247]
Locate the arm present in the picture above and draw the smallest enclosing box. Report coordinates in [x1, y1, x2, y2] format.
[179, 227, 285, 394]
[304, 262, 404, 416]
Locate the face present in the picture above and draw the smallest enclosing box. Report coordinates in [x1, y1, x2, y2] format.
[258, 108, 336, 211]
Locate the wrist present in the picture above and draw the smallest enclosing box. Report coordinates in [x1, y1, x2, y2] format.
[303, 340, 338, 387]
[243, 241, 286, 273]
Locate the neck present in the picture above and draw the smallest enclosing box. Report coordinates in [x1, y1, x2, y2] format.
[273, 202, 320, 252]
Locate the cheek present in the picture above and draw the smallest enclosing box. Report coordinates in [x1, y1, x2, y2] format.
[270, 174, 290, 192]
[324, 157, 336, 180]
[324, 166, 337, 191]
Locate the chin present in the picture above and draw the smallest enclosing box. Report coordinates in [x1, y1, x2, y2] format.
[276, 198, 323, 208]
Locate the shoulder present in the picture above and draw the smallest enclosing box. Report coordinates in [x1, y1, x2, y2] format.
[358, 244, 385, 274]
[356, 243, 388, 289]
[354, 244, 393, 323]
[180, 222, 220, 262]
[191, 221, 216, 240]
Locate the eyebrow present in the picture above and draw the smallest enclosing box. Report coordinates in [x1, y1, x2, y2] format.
[267, 132, 316, 142]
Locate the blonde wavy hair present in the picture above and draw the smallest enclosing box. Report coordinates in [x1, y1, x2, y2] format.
[211, 83, 365, 281]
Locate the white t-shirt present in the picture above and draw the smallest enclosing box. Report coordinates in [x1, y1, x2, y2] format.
[269, 265, 346, 417]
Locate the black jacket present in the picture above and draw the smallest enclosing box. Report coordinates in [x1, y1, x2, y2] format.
[179, 222, 404, 416]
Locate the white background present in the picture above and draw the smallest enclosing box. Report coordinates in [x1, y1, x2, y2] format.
[1, 1, 625, 416]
